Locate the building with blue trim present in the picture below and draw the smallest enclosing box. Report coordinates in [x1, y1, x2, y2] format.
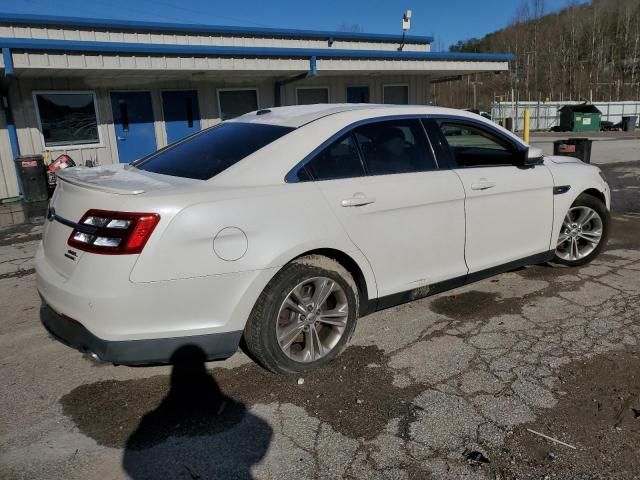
[0, 14, 511, 199]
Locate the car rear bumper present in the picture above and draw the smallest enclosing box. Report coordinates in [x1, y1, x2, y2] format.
[35, 241, 276, 340]
[40, 301, 242, 365]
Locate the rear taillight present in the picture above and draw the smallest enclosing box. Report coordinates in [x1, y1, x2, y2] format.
[68, 209, 160, 255]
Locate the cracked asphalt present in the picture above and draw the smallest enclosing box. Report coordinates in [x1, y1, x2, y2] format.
[1, 154, 639, 480]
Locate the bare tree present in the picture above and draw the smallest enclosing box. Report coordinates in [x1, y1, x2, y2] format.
[433, 0, 640, 109]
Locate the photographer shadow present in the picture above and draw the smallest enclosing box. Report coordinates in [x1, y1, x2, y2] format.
[122, 345, 272, 480]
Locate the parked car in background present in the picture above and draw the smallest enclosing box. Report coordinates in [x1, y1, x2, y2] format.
[36, 104, 610, 373]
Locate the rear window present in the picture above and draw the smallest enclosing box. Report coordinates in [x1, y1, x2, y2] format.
[132, 122, 294, 180]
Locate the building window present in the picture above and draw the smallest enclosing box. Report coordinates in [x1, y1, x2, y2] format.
[297, 87, 329, 105]
[34, 91, 100, 147]
[383, 85, 409, 105]
[346, 86, 370, 103]
[217, 89, 259, 120]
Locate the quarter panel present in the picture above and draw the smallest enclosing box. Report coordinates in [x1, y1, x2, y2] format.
[129, 183, 367, 284]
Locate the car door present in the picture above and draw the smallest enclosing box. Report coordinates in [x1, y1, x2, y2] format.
[290, 118, 467, 299]
[430, 118, 554, 274]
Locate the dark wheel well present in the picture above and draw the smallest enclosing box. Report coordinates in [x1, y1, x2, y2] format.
[581, 188, 606, 206]
[293, 248, 370, 316]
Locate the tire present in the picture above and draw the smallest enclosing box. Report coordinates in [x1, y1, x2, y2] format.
[553, 193, 609, 267]
[243, 254, 359, 374]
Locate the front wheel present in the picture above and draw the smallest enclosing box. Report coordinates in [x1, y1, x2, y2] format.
[554, 193, 609, 266]
[243, 255, 359, 374]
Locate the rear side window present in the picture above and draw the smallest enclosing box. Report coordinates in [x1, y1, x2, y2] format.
[354, 119, 437, 175]
[133, 122, 293, 180]
[438, 122, 519, 167]
[303, 134, 365, 181]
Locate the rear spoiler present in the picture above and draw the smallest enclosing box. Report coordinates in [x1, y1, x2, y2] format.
[55, 166, 159, 195]
[56, 174, 145, 195]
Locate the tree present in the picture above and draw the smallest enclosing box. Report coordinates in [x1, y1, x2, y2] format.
[433, 0, 640, 109]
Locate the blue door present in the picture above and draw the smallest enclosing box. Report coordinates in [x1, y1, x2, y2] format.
[162, 90, 201, 144]
[110, 91, 157, 163]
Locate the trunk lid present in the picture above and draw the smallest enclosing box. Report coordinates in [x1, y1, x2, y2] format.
[43, 165, 186, 279]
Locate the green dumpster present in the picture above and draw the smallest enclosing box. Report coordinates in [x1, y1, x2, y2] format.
[558, 104, 601, 132]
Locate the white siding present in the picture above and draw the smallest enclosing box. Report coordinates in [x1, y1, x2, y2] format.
[5, 76, 281, 170]
[0, 107, 19, 199]
[0, 23, 430, 52]
[10, 52, 507, 75]
[281, 75, 432, 105]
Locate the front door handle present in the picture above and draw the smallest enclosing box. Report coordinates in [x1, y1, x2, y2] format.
[341, 193, 376, 207]
[117, 136, 126, 141]
[471, 181, 496, 191]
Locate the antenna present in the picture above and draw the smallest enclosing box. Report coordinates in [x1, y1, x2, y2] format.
[398, 10, 412, 51]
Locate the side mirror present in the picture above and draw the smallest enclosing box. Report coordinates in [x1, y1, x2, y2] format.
[524, 147, 544, 166]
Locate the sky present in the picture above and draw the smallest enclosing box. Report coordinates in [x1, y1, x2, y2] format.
[2, 0, 585, 50]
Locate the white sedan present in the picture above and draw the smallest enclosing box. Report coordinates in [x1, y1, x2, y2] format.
[36, 104, 610, 373]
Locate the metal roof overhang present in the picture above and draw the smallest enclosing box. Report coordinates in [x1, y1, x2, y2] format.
[0, 13, 434, 44]
[0, 38, 512, 80]
[0, 37, 512, 61]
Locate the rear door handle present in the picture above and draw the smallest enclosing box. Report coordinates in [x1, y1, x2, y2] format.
[471, 181, 496, 191]
[341, 193, 376, 207]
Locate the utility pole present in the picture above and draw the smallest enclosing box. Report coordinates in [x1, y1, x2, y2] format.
[469, 74, 483, 110]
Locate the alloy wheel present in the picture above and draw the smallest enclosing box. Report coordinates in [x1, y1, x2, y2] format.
[556, 206, 603, 262]
[276, 276, 349, 363]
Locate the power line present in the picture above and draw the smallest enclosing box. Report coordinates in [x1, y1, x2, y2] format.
[14, 0, 274, 28]
[135, 0, 275, 28]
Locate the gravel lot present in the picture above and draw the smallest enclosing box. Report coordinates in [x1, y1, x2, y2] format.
[1, 146, 639, 480]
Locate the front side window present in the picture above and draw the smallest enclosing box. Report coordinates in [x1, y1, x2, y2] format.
[133, 122, 293, 180]
[439, 122, 520, 167]
[34, 92, 100, 147]
[218, 89, 258, 120]
[302, 134, 365, 181]
[354, 119, 437, 175]
[297, 88, 329, 105]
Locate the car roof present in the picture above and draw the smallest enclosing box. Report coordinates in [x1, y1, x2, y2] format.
[230, 103, 489, 129]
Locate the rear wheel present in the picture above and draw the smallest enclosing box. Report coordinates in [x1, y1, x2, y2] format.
[554, 193, 609, 266]
[243, 255, 359, 374]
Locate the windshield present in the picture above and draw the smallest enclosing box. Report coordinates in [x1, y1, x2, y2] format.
[132, 122, 294, 180]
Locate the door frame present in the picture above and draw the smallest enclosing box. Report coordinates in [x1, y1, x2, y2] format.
[382, 83, 410, 104]
[345, 85, 371, 103]
[109, 90, 157, 164]
[295, 86, 330, 105]
[216, 87, 260, 120]
[160, 89, 202, 145]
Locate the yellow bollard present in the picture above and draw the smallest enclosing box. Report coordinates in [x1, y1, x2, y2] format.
[523, 109, 530, 144]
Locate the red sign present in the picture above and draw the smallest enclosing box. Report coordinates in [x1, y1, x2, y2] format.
[558, 144, 576, 153]
[21, 160, 38, 168]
